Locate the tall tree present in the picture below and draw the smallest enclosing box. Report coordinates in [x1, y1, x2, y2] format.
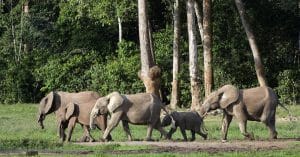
[194, 0, 204, 42]
[170, 0, 181, 109]
[187, 0, 201, 109]
[235, 0, 267, 87]
[203, 0, 213, 97]
[138, 0, 161, 98]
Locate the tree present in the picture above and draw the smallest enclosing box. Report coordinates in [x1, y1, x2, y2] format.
[194, 0, 204, 42]
[170, 0, 181, 109]
[203, 0, 213, 97]
[235, 0, 267, 87]
[138, 0, 161, 98]
[187, 0, 201, 109]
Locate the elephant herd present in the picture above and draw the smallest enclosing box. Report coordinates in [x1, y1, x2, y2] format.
[37, 85, 286, 142]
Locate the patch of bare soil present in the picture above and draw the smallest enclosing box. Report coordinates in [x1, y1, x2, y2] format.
[1, 139, 299, 156]
[78, 138, 300, 154]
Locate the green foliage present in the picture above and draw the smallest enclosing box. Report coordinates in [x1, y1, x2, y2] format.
[35, 50, 100, 93]
[276, 70, 300, 105]
[89, 41, 143, 95]
[0, 0, 298, 105]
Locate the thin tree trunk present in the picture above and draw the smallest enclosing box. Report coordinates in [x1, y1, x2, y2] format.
[170, 0, 181, 109]
[148, 19, 156, 63]
[235, 0, 267, 87]
[23, 1, 29, 53]
[203, 0, 213, 97]
[138, 0, 161, 98]
[118, 16, 122, 43]
[194, 0, 204, 42]
[187, 0, 201, 110]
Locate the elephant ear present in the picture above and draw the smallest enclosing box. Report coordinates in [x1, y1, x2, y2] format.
[107, 92, 124, 113]
[66, 103, 75, 120]
[44, 92, 54, 114]
[218, 85, 239, 109]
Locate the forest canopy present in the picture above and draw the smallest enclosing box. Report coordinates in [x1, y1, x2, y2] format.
[0, 0, 299, 106]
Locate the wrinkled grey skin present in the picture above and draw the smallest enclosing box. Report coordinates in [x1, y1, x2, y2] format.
[38, 91, 111, 142]
[90, 92, 169, 141]
[161, 111, 207, 141]
[199, 85, 280, 141]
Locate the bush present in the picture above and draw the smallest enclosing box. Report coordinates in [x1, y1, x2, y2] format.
[89, 41, 144, 95]
[276, 69, 300, 105]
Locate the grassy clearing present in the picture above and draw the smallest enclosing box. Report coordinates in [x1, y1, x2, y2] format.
[0, 104, 299, 156]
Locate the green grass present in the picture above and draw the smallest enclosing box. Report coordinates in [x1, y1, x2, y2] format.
[0, 104, 299, 156]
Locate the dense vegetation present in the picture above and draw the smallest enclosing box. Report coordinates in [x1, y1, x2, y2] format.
[0, 0, 299, 106]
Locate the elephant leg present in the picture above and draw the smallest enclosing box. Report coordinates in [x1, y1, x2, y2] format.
[167, 127, 177, 139]
[83, 125, 95, 142]
[96, 116, 112, 141]
[266, 114, 277, 139]
[122, 121, 132, 141]
[190, 130, 195, 141]
[197, 129, 208, 140]
[59, 121, 68, 142]
[102, 112, 122, 141]
[179, 126, 188, 141]
[221, 114, 233, 142]
[237, 120, 254, 140]
[154, 120, 169, 140]
[145, 124, 154, 141]
[66, 118, 76, 142]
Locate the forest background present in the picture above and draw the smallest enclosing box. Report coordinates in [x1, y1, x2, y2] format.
[0, 0, 299, 107]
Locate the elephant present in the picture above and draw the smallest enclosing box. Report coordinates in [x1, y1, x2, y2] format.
[199, 84, 282, 142]
[161, 111, 207, 141]
[90, 92, 169, 141]
[37, 91, 111, 142]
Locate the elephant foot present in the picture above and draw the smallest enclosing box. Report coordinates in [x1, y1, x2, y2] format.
[202, 134, 208, 140]
[188, 138, 195, 142]
[99, 138, 109, 142]
[244, 132, 254, 140]
[144, 137, 154, 141]
[269, 131, 277, 140]
[221, 139, 228, 143]
[79, 136, 87, 142]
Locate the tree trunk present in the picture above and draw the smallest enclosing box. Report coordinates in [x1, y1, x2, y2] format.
[118, 16, 122, 43]
[170, 0, 181, 109]
[23, 1, 29, 53]
[138, 0, 161, 98]
[203, 0, 213, 98]
[235, 0, 268, 87]
[194, 0, 204, 42]
[187, 0, 201, 110]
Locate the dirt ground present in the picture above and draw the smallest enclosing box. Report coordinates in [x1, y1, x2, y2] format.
[77, 138, 300, 154]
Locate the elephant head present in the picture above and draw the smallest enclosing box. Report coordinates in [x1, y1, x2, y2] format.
[199, 85, 239, 117]
[90, 92, 124, 129]
[38, 92, 55, 129]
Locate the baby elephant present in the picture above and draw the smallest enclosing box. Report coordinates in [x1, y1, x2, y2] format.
[161, 111, 207, 141]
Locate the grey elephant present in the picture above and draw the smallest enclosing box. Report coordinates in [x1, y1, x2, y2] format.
[90, 92, 169, 141]
[37, 91, 111, 142]
[199, 84, 282, 141]
[161, 111, 207, 141]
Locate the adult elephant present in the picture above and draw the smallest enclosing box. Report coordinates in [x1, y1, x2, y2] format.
[89, 92, 169, 141]
[37, 91, 111, 142]
[199, 85, 284, 142]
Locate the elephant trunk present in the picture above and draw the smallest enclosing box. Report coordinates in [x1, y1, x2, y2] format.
[89, 109, 98, 129]
[37, 113, 45, 129]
